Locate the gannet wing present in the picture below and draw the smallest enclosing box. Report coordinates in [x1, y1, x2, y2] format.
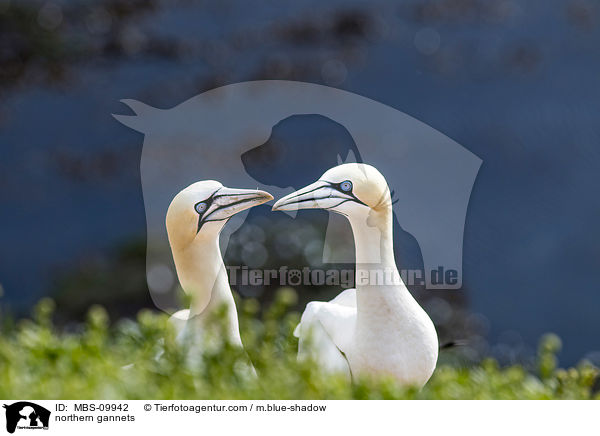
[328, 288, 356, 307]
[294, 296, 356, 379]
[293, 289, 356, 339]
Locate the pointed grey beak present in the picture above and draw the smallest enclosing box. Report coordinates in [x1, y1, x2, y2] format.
[272, 181, 352, 211]
[205, 187, 273, 221]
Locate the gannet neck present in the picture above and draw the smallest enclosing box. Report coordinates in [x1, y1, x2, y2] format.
[171, 236, 241, 346]
[347, 206, 395, 268]
[348, 204, 438, 387]
[349, 205, 419, 326]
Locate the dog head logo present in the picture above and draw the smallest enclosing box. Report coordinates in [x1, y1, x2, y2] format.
[113, 80, 481, 311]
[3, 402, 50, 433]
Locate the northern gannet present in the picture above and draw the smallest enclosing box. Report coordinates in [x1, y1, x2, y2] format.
[272, 163, 439, 387]
[166, 181, 273, 351]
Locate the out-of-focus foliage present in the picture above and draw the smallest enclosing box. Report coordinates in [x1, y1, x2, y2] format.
[0, 290, 597, 400]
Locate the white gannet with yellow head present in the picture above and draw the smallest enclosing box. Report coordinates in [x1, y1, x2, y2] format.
[166, 181, 273, 350]
[272, 163, 438, 387]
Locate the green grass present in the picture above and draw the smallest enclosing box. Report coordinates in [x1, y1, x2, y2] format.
[0, 290, 597, 400]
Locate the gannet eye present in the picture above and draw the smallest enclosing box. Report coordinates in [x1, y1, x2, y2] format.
[340, 181, 353, 192]
[195, 202, 208, 214]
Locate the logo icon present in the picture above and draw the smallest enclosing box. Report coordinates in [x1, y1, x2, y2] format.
[3, 402, 50, 433]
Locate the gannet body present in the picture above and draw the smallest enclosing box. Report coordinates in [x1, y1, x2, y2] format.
[273, 164, 438, 387]
[166, 181, 273, 351]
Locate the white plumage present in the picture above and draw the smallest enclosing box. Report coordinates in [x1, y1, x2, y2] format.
[273, 163, 439, 387]
[166, 181, 273, 352]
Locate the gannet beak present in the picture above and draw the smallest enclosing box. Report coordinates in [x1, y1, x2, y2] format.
[272, 181, 353, 211]
[204, 187, 273, 221]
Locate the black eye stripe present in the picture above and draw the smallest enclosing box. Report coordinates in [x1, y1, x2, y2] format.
[340, 180, 352, 192]
[195, 187, 222, 233]
[194, 198, 213, 217]
[195, 187, 222, 214]
[322, 180, 350, 192]
[195, 202, 208, 214]
[321, 180, 367, 206]
[196, 187, 264, 234]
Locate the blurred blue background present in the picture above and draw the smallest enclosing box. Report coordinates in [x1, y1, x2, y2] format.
[0, 0, 599, 366]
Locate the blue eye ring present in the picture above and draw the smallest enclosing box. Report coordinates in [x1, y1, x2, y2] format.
[195, 202, 208, 214]
[340, 180, 353, 192]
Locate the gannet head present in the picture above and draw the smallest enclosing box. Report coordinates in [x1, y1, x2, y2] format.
[272, 163, 391, 217]
[167, 181, 273, 248]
